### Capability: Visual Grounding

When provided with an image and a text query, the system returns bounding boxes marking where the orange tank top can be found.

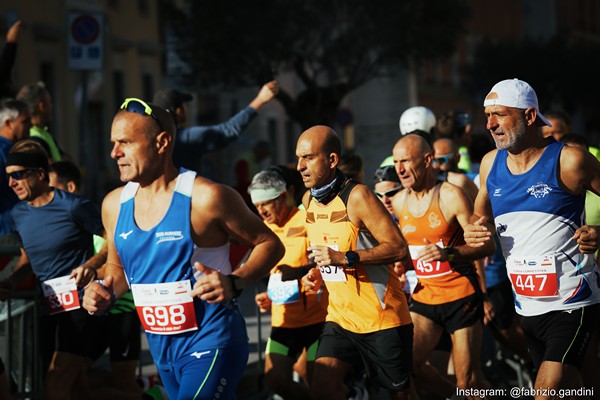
[398,184,476,304]
[306,180,411,333]
[265,208,328,328]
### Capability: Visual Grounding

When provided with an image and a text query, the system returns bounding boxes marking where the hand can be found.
[301,267,322,292]
[250,80,279,110]
[393,262,407,286]
[190,262,235,304]
[82,276,114,314]
[308,245,342,268]
[70,266,97,287]
[573,225,599,254]
[417,239,444,263]
[6,20,22,43]
[464,216,492,247]
[255,291,271,313]
[483,298,495,325]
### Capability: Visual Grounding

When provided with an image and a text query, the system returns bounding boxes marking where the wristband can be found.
[445,247,456,262]
[227,274,244,298]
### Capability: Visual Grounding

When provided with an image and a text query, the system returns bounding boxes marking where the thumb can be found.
[104,275,115,293]
[194,261,215,276]
[474,216,487,226]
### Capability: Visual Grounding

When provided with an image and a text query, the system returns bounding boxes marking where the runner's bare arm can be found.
[465,150,497,247]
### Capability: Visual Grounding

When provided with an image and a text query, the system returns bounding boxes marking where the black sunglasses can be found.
[7,168,38,181]
[375,186,402,199]
[120,98,164,132]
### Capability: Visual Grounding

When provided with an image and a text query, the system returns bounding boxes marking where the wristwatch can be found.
[228,274,244,298]
[345,250,360,267]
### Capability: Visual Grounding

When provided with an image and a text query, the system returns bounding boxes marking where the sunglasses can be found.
[432,153,455,166]
[120,98,164,132]
[375,186,402,199]
[7,168,38,181]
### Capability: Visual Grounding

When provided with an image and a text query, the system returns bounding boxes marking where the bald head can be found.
[296,125,341,189]
[394,133,432,157]
[298,125,342,156]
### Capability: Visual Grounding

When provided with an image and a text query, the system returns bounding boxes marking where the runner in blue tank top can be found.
[82,99,284,400]
[465,78,600,395]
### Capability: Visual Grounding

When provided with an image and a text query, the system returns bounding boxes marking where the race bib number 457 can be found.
[408,243,452,279]
[131,280,198,335]
[507,255,559,298]
[41,275,81,315]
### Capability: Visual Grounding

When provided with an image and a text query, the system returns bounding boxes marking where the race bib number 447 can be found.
[41,275,81,315]
[131,280,198,335]
[508,255,559,298]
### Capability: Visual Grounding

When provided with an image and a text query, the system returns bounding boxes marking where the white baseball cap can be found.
[483,78,551,127]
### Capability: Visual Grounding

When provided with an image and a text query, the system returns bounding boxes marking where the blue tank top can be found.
[114,169,247,370]
[487,139,600,315]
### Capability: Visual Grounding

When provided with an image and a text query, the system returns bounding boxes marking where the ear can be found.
[67,181,77,194]
[524,107,537,127]
[329,153,339,169]
[155,131,172,154]
[423,152,433,168]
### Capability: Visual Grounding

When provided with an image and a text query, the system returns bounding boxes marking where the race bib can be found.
[41,275,81,315]
[131,280,198,335]
[507,255,559,298]
[403,270,418,296]
[267,274,300,305]
[408,243,452,279]
[312,243,347,282]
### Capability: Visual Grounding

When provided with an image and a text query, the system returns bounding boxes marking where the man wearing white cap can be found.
[465,78,600,393]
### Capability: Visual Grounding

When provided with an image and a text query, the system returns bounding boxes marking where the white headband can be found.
[250,188,284,204]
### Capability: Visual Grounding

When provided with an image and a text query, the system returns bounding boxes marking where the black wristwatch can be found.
[345,250,360,267]
[228,274,244,298]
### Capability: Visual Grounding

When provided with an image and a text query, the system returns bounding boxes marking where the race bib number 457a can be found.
[507,255,559,298]
[41,275,81,315]
[131,280,198,335]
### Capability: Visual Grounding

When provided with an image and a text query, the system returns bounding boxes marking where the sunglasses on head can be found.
[375,186,402,199]
[432,153,455,166]
[7,168,38,181]
[120,98,164,132]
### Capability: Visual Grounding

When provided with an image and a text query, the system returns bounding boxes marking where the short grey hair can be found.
[248,169,287,194]
[0,98,28,125]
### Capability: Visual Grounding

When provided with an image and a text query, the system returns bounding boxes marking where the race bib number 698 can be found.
[131,280,198,335]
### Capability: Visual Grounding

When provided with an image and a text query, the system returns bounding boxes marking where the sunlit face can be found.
[541,117,568,141]
[296,137,334,189]
[254,194,288,225]
[110,112,160,183]
[432,140,457,172]
[6,166,45,202]
[393,140,430,189]
[374,181,402,215]
[484,105,528,151]
[9,112,32,141]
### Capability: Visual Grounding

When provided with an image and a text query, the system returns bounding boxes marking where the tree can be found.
[164,0,470,129]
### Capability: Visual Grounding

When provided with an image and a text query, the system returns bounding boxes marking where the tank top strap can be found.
[175,168,196,197]
[338,179,357,206]
[120,182,139,204]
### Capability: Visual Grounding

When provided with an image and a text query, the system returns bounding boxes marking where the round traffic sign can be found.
[71,15,100,45]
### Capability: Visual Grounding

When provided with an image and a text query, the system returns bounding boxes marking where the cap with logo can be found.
[483,78,551,127]
[153,89,193,112]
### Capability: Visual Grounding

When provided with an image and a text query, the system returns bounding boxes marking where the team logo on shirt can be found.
[155,230,184,244]
[527,182,553,199]
[119,230,133,240]
[428,212,441,228]
[493,188,502,197]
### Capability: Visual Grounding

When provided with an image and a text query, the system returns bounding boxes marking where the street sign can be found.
[67,12,104,70]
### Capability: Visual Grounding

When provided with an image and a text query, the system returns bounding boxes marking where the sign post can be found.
[68,11,103,200]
